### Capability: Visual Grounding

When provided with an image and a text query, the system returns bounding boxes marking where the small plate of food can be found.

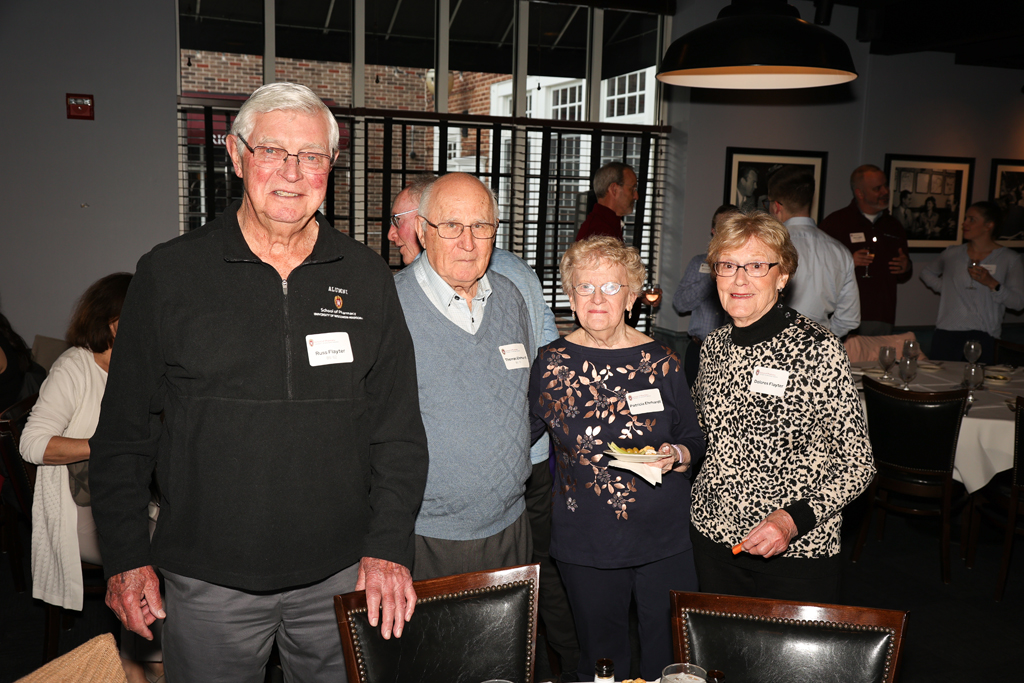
[986,373,1011,385]
[604,442,663,463]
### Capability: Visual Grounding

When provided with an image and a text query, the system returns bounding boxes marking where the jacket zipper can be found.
[282,278,293,399]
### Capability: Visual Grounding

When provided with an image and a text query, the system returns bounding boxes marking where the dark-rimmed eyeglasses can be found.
[419,216,497,240]
[390,209,417,228]
[713,262,779,277]
[572,282,625,296]
[237,134,333,174]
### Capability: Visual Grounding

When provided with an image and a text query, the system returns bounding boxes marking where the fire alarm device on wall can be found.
[67,94,94,120]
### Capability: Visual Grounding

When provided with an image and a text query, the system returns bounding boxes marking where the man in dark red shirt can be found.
[576,162,638,241]
[820,164,912,335]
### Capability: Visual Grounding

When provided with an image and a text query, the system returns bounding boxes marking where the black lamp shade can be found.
[657,7,858,89]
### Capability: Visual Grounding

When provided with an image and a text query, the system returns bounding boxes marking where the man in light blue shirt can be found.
[768,166,860,338]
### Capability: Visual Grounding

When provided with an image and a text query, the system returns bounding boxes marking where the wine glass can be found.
[964,363,983,403]
[898,357,917,391]
[966,260,979,290]
[964,340,983,364]
[641,285,663,307]
[878,345,897,380]
[902,338,920,361]
[662,663,708,682]
[861,236,878,279]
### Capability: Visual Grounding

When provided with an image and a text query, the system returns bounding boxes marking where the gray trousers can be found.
[162,563,359,683]
[412,509,532,581]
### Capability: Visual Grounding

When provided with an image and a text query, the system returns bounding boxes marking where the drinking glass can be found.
[964,340,983,364]
[641,285,663,307]
[898,357,917,390]
[902,339,920,360]
[878,346,897,380]
[662,663,708,682]
[966,260,979,289]
[861,238,876,279]
[964,363,983,402]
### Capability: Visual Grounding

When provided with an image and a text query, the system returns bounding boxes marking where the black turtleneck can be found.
[729,302,798,347]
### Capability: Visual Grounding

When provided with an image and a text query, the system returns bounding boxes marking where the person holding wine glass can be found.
[920,201,1024,364]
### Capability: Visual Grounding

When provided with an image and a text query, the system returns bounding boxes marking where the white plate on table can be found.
[988,365,1014,374]
[604,450,661,463]
[918,361,943,372]
[986,373,1011,385]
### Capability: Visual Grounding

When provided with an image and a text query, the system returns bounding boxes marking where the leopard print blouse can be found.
[691,305,874,559]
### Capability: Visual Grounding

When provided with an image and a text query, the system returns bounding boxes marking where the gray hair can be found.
[403,174,438,203]
[230,82,339,157]
[418,173,499,222]
[850,164,883,193]
[593,162,633,199]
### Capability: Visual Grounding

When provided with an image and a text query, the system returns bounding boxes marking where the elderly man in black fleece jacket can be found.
[89,83,428,682]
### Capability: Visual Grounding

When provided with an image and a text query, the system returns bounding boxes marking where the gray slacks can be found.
[412,509,532,581]
[162,563,359,683]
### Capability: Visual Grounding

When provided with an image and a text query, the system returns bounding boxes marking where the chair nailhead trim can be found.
[681,609,896,682]
[349,578,537,683]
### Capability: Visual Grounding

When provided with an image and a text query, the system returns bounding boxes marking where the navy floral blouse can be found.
[529,339,705,568]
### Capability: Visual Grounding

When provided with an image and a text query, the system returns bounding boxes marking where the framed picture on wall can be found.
[884,153,973,249]
[988,158,1024,246]
[724,147,828,223]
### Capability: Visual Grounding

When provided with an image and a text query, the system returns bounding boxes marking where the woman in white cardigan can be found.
[21,273,161,682]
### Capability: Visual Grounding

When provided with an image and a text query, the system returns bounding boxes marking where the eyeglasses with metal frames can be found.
[390,208,417,228]
[418,216,497,240]
[713,261,779,277]
[572,282,625,296]
[236,134,333,174]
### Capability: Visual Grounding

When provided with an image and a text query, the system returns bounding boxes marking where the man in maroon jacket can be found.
[820,164,912,335]
[576,162,638,241]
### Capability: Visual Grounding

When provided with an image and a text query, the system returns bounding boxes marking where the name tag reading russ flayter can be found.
[499,343,530,370]
[306,332,354,366]
[749,366,789,397]
[626,388,664,415]
[850,232,866,244]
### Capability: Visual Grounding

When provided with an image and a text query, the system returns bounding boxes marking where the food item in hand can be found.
[732,543,744,555]
[609,442,657,455]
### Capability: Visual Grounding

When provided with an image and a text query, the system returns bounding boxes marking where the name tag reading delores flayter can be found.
[306,332,354,366]
[749,366,789,397]
[626,388,664,415]
[499,343,530,370]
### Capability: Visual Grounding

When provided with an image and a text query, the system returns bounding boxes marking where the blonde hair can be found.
[560,236,646,297]
[707,211,798,277]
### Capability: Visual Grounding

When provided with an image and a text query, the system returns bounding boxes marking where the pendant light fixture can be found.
[657,0,857,90]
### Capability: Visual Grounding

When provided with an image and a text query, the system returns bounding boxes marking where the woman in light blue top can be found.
[921,201,1024,364]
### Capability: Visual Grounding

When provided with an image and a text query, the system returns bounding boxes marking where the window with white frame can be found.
[504,93,534,118]
[605,70,645,118]
[551,84,582,121]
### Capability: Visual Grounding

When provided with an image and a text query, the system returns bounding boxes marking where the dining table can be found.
[851,359,1020,493]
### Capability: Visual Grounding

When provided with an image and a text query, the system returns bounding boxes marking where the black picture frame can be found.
[988,158,1024,246]
[724,147,828,223]
[884,153,974,249]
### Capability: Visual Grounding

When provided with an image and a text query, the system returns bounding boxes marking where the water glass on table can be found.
[902,338,920,361]
[964,340,983,364]
[662,663,708,682]
[898,357,917,390]
[878,345,897,380]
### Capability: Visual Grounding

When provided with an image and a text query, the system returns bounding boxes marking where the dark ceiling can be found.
[178,1,1024,81]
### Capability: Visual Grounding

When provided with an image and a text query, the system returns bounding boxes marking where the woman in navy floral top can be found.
[530,237,705,681]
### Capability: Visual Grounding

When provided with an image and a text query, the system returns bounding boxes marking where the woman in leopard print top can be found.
[691,211,874,603]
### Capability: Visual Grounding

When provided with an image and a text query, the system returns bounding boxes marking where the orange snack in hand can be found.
[732,543,744,555]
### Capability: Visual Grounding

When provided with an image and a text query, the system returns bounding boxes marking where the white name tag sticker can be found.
[983,264,997,276]
[850,232,866,244]
[626,388,664,415]
[306,332,354,366]
[500,343,530,370]
[699,262,712,274]
[749,366,789,397]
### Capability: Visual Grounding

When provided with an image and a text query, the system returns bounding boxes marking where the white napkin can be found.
[608,459,663,486]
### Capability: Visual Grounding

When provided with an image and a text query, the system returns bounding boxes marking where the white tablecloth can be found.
[853,360,1019,493]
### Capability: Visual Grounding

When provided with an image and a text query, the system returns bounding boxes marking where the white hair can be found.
[418,173,499,222]
[230,82,339,156]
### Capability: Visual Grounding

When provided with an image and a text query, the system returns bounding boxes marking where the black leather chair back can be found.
[1014,396,1024,489]
[861,376,967,473]
[0,393,37,518]
[671,592,908,683]
[336,564,539,683]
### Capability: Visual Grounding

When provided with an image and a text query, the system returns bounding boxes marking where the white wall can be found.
[0,0,179,341]
[657,0,1024,333]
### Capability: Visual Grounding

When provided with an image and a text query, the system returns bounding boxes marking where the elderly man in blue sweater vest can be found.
[395,172,536,580]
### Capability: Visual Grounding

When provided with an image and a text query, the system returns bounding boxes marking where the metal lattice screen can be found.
[178,102,667,331]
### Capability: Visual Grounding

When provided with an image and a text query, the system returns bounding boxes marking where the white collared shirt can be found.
[413,252,491,334]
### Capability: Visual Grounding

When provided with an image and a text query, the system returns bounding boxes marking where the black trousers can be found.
[693,545,841,604]
[558,550,698,682]
[526,459,582,680]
